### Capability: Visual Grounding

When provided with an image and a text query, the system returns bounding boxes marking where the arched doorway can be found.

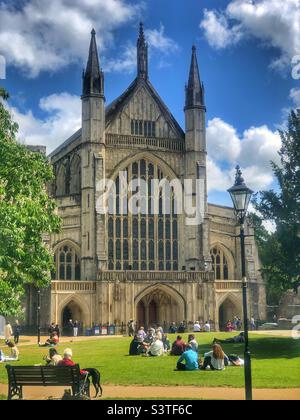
[137,301,146,327]
[135,285,185,329]
[149,300,158,325]
[61,300,84,331]
[218,297,241,331]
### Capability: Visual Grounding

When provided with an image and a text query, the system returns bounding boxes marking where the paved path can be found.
[0,383,299,400]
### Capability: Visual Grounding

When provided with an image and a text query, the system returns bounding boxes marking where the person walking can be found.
[4,321,13,344]
[73,321,79,337]
[13,320,21,345]
[128,320,135,337]
[54,324,60,339]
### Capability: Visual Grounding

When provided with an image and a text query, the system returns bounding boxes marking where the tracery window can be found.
[131,120,156,137]
[108,159,178,271]
[210,247,229,280]
[52,245,81,280]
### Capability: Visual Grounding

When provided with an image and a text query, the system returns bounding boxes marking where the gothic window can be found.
[53,244,81,281]
[70,154,81,195]
[107,159,179,271]
[210,247,230,280]
[56,164,66,196]
[131,119,156,137]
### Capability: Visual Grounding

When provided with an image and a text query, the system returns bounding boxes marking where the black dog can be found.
[83,368,103,398]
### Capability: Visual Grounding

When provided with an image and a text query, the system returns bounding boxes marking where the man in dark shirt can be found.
[213,332,245,345]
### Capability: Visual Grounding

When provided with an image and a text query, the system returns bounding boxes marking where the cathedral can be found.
[25,24,266,331]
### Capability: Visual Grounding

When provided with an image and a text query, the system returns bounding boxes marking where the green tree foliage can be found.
[0,95,61,317]
[253,109,300,304]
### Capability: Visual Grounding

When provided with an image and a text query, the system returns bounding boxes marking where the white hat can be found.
[64,348,73,357]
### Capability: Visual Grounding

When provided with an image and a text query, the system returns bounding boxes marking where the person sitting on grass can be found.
[0,341,19,362]
[147,337,164,357]
[144,329,155,345]
[137,326,147,342]
[200,344,229,371]
[171,335,186,355]
[44,348,63,366]
[176,344,199,371]
[129,335,141,356]
[39,331,59,347]
[163,334,171,352]
[188,334,198,353]
[213,332,245,345]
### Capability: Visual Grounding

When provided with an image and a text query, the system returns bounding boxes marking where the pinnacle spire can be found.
[185,45,205,110]
[137,22,148,79]
[82,29,104,97]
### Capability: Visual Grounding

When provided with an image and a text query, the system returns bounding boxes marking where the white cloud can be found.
[103,24,180,74]
[207,158,233,192]
[146,24,180,55]
[0,0,142,77]
[200,0,300,71]
[207,118,241,163]
[9,93,81,153]
[207,118,281,193]
[200,9,242,49]
[290,88,300,108]
[103,43,136,73]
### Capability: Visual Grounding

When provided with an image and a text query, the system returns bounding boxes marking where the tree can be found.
[253,109,300,304]
[0,94,61,317]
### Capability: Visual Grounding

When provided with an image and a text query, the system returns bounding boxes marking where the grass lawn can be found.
[0,333,300,389]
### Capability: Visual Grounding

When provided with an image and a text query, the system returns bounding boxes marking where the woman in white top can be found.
[148,338,164,356]
[201,344,228,371]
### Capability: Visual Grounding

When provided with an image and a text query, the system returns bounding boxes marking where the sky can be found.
[0,0,300,208]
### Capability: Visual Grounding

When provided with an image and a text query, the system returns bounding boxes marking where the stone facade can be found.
[25,25,266,331]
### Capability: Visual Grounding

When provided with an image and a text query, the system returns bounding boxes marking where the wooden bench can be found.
[5,365,90,400]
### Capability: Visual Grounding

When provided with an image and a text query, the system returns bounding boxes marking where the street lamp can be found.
[37,289,41,346]
[228,165,253,401]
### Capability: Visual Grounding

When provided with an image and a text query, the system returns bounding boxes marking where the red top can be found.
[58,358,87,375]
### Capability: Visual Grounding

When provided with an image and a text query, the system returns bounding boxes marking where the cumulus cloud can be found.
[200,9,242,49]
[207,118,281,193]
[290,88,300,108]
[200,0,300,71]
[9,93,81,153]
[207,118,241,163]
[103,23,180,73]
[0,0,142,77]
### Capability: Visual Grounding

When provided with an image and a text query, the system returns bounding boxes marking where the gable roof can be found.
[49,77,185,159]
[106,77,185,139]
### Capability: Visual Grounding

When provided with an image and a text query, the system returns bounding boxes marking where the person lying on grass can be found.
[176,344,199,371]
[0,341,19,362]
[200,344,229,371]
[213,332,245,345]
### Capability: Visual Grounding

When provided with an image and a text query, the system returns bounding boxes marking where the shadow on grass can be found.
[198,336,300,360]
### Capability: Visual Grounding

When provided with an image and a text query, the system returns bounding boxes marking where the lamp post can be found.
[228,165,253,401]
[37,289,41,345]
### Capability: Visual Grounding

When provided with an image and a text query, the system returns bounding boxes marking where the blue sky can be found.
[1,0,300,207]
